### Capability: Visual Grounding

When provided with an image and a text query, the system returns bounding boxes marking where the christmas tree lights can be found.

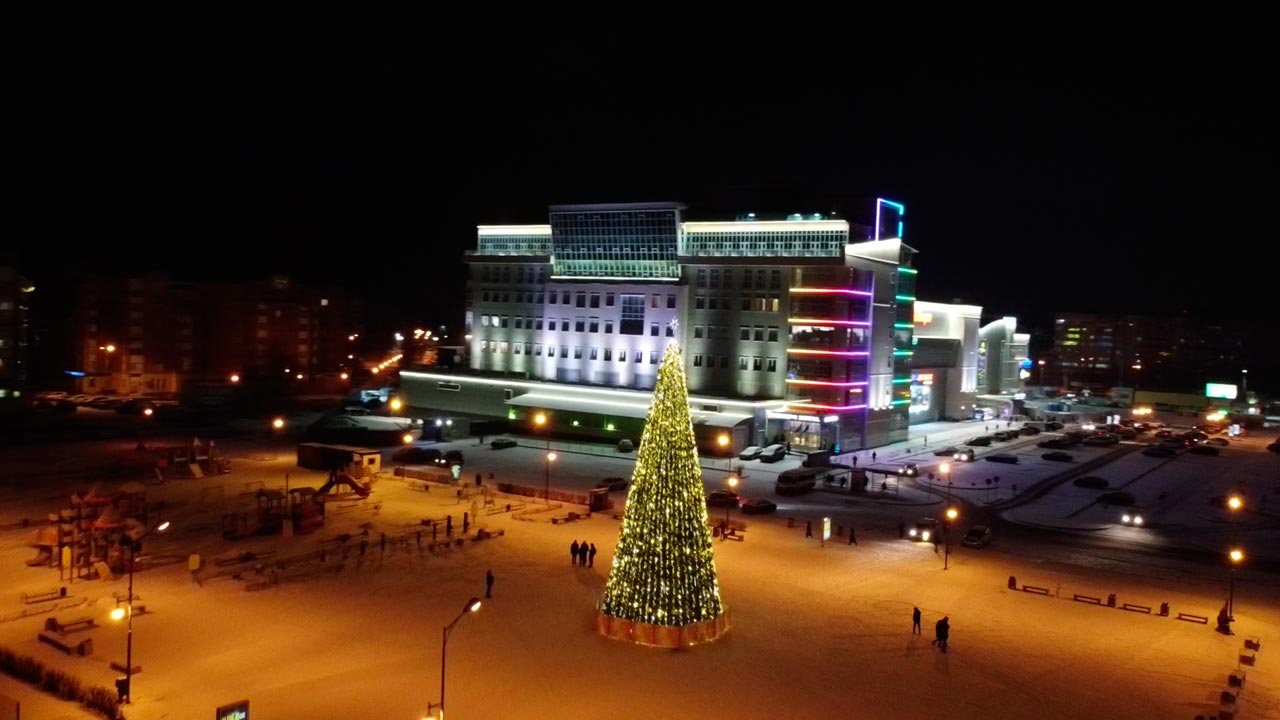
[597,343,729,647]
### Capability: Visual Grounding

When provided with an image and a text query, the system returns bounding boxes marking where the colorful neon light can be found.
[891,378,912,384]
[785,379,868,387]
[787,403,868,411]
[895,294,917,302]
[787,349,871,357]
[791,288,873,297]
[896,267,918,274]
[894,322,914,329]
[892,350,914,356]
[875,198,905,241]
[890,399,911,406]
[789,318,871,327]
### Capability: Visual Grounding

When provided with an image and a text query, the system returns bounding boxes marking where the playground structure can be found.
[27,481,154,579]
[222,464,378,540]
[147,436,230,480]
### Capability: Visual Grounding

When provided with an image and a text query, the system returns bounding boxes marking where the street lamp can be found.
[390,397,404,412]
[431,597,482,720]
[113,519,170,704]
[939,462,952,498]
[1228,548,1244,618]
[724,474,739,533]
[1037,359,1046,385]
[534,413,553,503]
[944,507,958,570]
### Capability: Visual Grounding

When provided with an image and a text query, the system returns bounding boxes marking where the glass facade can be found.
[549,204,682,279]
[475,226,552,256]
[683,221,847,257]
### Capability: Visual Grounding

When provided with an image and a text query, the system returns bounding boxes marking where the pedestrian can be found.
[485,569,494,599]
[847,527,857,546]
[938,616,950,650]
[588,543,597,568]
[805,520,813,538]
[898,519,906,539]
[570,540,580,566]
[786,441,791,454]
[475,472,481,486]
[912,607,922,635]
[872,451,877,463]
[923,435,927,446]
[852,455,858,468]
[932,535,939,554]
[577,541,589,567]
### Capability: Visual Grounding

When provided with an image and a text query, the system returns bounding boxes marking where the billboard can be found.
[1205,383,1238,400]
[216,700,249,720]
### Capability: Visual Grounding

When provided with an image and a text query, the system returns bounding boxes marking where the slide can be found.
[317,470,371,498]
[26,546,52,567]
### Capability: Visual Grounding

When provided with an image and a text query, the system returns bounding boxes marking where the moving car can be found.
[1082,434,1119,446]
[1160,438,1190,450]
[740,498,778,515]
[443,450,465,466]
[393,446,442,464]
[490,438,518,449]
[934,446,959,456]
[1206,438,1229,447]
[962,525,992,548]
[116,398,156,416]
[758,444,787,463]
[897,462,919,477]
[1018,426,1042,436]
[953,448,975,462]
[1142,446,1178,458]
[907,518,939,542]
[1119,509,1145,526]
[1187,445,1220,456]
[986,453,1018,464]
[1041,451,1074,462]
[706,490,740,508]
[1045,421,1065,431]
[1037,438,1071,450]
[965,436,993,447]
[738,446,763,461]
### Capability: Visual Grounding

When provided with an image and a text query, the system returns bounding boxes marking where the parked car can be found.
[1187,445,1220,456]
[490,438,518,450]
[1041,451,1074,462]
[393,446,442,464]
[1112,428,1137,440]
[115,398,155,416]
[907,518,939,542]
[1160,438,1190,450]
[1206,438,1229,447]
[897,462,919,477]
[706,490,741,508]
[962,525,992,548]
[934,446,959,456]
[1037,438,1071,449]
[1155,429,1175,440]
[986,453,1019,465]
[443,450,465,466]
[758,444,787,463]
[1045,421,1065,431]
[66,394,92,404]
[740,498,778,515]
[1142,446,1178,458]
[953,448,975,462]
[1082,434,1119,446]
[597,477,629,491]
[1018,426,1042,436]
[738,446,763,461]
[993,430,1018,441]
[1267,441,1280,455]
[965,436,993,447]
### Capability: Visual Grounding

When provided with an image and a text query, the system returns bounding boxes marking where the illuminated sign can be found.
[913,309,933,325]
[911,372,934,385]
[1019,359,1033,370]
[216,700,250,720]
[1205,383,1238,400]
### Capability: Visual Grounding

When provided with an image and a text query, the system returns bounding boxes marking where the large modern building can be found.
[400,200,918,454]
[907,301,982,423]
[0,266,33,402]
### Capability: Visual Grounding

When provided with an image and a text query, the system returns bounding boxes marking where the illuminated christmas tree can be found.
[596,343,729,647]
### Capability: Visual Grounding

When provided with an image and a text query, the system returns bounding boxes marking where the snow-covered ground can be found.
[2,436,1279,720]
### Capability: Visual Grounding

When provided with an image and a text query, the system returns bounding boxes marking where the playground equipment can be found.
[221,489,287,540]
[288,486,325,534]
[28,481,155,578]
[147,437,230,480]
[317,468,372,498]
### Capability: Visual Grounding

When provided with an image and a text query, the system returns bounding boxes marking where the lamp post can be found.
[432,597,482,720]
[939,462,951,499]
[534,413,552,503]
[111,519,170,704]
[1228,548,1244,619]
[725,474,739,533]
[944,507,958,570]
[1037,359,1046,386]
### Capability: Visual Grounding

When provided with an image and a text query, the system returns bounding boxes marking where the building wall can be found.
[0,266,32,399]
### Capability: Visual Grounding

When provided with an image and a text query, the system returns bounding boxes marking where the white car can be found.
[738,446,763,461]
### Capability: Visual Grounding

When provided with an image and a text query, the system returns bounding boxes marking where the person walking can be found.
[805,520,813,538]
[912,607,922,635]
[485,569,494,599]
[852,455,858,468]
[577,541,589,567]
[588,543,598,568]
[847,527,857,546]
[871,451,877,463]
[937,616,950,651]
[570,540,580,566]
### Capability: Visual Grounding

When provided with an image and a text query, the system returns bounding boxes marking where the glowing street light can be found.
[402,433,414,445]
[723,474,740,532]
[431,597,482,720]
[717,433,730,448]
[229,373,241,384]
[390,397,404,412]
[272,417,285,430]
[944,506,958,570]
[1228,548,1245,619]
[340,372,349,380]
[113,519,171,704]
[1228,495,1243,512]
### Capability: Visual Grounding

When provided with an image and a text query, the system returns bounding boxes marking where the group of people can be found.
[570,540,597,568]
[912,606,951,651]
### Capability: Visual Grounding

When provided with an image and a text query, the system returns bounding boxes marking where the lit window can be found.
[767,358,777,372]
[694,354,703,367]
[667,295,676,308]
[768,327,779,342]
[753,357,762,371]
[650,351,658,364]
[739,356,748,370]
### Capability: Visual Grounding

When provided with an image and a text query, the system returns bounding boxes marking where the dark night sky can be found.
[12,25,1278,378]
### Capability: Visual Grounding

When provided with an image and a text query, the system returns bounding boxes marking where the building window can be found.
[706,355,716,369]
[590,347,598,360]
[769,295,780,312]
[576,293,586,308]
[708,296,718,310]
[500,316,509,328]
[525,292,533,303]
[535,317,544,330]
[524,342,532,354]
[739,326,750,340]
[502,293,510,302]
[754,326,764,341]
[618,348,626,362]
[620,294,646,335]
[604,348,613,361]
[739,356,749,370]
[560,346,569,359]
[590,293,600,308]
[535,344,543,356]
[549,293,557,304]
[634,351,642,363]
[650,322,659,337]
[546,344,554,357]
[536,292,544,304]
[605,320,614,334]
[514,317,523,329]
[513,344,523,355]
[498,341,509,354]
[767,357,778,372]
[743,271,753,289]
[589,317,599,333]
[481,340,489,353]
[666,294,676,309]
[696,269,707,286]
[573,346,582,359]
[694,325,704,339]
[694,354,703,367]
[666,323,675,337]
[606,293,615,306]
[723,269,733,287]
[720,356,728,368]
[768,326,779,342]
[710,269,720,288]
[695,295,706,310]
[741,297,752,311]
[756,270,767,288]
[753,357,762,371]
[651,294,660,309]
[561,291,570,304]
[482,291,491,302]
[575,317,585,332]
[649,351,658,364]
[516,267,525,283]
[770,270,781,289]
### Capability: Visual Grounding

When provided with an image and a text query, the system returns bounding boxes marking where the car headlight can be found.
[921,531,931,542]
[1121,514,1131,524]
[908,529,917,537]
[1133,515,1143,526]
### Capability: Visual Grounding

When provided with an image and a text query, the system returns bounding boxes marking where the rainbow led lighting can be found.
[893,322,914,329]
[890,399,911,406]
[787,402,869,411]
[891,378,912,384]
[875,198,906,241]
[892,350,914,356]
[787,349,871,357]
[895,294,917,302]
[896,267,918,274]
[791,288,873,297]
[788,318,871,327]
[785,379,868,387]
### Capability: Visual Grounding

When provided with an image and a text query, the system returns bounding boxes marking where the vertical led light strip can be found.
[874,198,906,241]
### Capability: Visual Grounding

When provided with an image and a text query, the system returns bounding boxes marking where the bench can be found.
[1239,651,1256,666]
[44,616,96,635]
[1245,635,1262,651]
[1021,585,1051,596]
[470,529,506,542]
[38,632,93,656]
[723,530,745,542]
[1120,603,1152,614]
[1229,670,1246,688]
[1176,612,1208,624]
[1072,594,1103,605]
[21,587,66,604]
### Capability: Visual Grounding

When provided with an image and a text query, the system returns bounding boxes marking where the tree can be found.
[597,343,729,647]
